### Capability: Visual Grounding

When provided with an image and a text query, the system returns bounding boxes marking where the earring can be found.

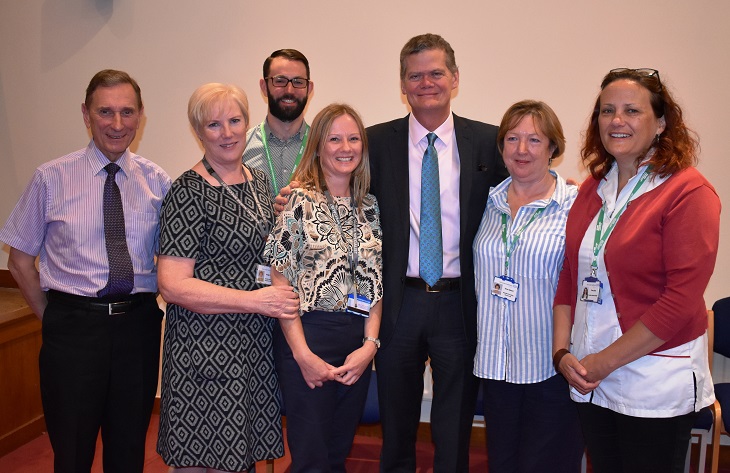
[654,133,660,144]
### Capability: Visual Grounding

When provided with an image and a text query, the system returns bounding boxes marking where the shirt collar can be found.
[85,140,131,177]
[488,170,567,213]
[263,118,308,143]
[408,111,454,149]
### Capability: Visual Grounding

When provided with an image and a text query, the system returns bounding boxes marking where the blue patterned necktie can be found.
[98,163,134,297]
[419,132,443,287]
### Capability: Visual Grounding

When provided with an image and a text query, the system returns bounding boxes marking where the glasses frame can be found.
[608,68,663,91]
[265,76,310,89]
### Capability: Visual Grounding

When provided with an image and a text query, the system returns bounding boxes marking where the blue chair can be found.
[707,297,730,473]
[686,304,725,473]
[360,367,380,424]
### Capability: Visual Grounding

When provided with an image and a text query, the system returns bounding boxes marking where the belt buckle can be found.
[108,301,128,315]
[425,283,440,293]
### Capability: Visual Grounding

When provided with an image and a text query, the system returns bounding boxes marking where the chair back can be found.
[712,297,730,359]
[360,368,380,424]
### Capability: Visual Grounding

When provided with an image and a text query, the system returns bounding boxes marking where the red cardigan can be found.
[555,167,721,352]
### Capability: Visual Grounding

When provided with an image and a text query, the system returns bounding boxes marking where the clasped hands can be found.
[295,344,376,390]
[557,351,613,395]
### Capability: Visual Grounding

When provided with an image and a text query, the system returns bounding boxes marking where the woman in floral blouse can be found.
[264,103,382,473]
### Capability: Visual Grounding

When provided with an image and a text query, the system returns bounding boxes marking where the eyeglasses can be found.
[608,68,662,91]
[266,76,310,89]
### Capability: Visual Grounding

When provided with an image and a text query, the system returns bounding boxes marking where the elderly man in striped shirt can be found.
[0,69,171,473]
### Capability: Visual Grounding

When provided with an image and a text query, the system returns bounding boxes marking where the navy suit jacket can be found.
[367,114,507,350]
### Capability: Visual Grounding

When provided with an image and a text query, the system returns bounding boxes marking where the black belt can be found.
[404,277,460,293]
[47,290,156,315]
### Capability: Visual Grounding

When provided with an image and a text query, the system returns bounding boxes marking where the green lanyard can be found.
[591,167,651,275]
[259,120,309,194]
[501,208,545,275]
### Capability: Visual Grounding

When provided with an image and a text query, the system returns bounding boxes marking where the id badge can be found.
[256,264,271,286]
[492,276,518,302]
[580,277,603,304]
[346,293,371,317]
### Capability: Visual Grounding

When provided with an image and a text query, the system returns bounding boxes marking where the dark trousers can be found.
[482,375,584,473]
[40,293,163,473]
[577,402,698,473]
[375,287,477,473]
[274,310,370,473]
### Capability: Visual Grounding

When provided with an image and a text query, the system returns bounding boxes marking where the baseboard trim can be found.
[0,415,46,458]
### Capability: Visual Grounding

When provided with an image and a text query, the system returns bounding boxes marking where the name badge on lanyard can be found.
[585,167,651,305]
[580,276,603,304]
[256,264,272,286]
[492,275,518,302]
[347,293,372,317]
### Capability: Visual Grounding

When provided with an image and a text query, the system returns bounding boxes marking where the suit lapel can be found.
[453,114,473,234]
[385,117,411,244]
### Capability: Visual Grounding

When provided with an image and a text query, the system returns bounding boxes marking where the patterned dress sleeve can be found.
[159,173,206,260]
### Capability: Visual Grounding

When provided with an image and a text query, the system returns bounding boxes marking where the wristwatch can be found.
[363,336,381,349]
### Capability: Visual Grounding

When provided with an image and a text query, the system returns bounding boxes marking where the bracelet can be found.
[363,336,380,349]
[553,348,570,372]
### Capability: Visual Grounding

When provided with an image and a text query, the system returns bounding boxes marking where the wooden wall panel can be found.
[0,282,45,457]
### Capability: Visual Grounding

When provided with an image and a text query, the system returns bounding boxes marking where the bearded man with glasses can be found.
[243,49,314,197]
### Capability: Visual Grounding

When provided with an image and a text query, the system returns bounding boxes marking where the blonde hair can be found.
[187,83,249,135]
[292,103,371,207]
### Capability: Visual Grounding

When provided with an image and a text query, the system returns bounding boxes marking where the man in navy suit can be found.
[368,33,507,472]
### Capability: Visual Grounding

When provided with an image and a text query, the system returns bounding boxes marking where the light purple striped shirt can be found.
[0,141,171,296]
[473,172,577,383]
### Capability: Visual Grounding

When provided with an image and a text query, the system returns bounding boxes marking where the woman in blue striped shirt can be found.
[473,100,583,473]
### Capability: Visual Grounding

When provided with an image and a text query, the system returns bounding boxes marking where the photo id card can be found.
[256,264,271,286]
[492,276,519,302]
[580,277,603,304]
[347,293,371,317]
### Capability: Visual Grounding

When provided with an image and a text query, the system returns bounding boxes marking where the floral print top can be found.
[264,187,383,314]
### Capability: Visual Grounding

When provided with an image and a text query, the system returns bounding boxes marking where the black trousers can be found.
[482,375,584,473]
[40,292,163,473]
[375,286,477,473]
[274,310,370,473]
[577,402,698,473]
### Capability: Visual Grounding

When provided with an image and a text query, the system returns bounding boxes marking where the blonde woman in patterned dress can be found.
[265,103,383,473]
[156,83,299,473]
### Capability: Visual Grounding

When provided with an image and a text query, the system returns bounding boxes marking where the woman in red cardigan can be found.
[552,68,721,473]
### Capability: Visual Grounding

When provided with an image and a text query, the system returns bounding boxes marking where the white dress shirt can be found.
[406,112,461,278]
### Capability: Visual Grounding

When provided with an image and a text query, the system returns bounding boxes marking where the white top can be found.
[406,112,461,278]
[570,163,715,417]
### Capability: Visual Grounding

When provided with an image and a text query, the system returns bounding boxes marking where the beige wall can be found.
[1,0,729,306]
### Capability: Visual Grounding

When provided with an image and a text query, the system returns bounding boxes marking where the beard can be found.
[267,89,308,123]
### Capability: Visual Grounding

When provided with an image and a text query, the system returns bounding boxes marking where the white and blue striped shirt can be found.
[473,171,577,383]
[0,141,171,296]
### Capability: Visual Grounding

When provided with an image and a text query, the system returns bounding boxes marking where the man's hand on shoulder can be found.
[274,180,300,215]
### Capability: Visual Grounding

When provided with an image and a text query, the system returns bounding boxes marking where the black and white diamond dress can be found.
[157,169,283,470]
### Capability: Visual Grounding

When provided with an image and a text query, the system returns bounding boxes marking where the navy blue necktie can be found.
[419,133,443,286]
[98,163,134,297]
